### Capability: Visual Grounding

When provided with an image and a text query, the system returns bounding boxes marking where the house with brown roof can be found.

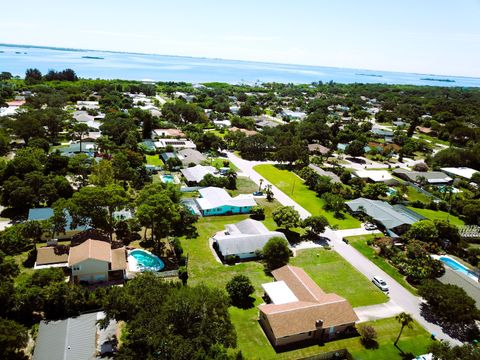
[259,265,358,347]
[68,239,127,284]
[34,246,69,269]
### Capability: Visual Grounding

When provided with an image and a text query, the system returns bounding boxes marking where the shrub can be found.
[358,324,378,348]
[250,206,265,220]
[263,237,290,271]
[226,275,255,308]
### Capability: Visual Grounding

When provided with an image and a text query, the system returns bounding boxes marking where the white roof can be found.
[355,170,393,182]
[196,187,256,210]
[440,167,478,180]
[180,165,217,183]
[262,281,299,305]
[154,138,196,149]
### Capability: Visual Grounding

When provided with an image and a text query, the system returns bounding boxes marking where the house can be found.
[371,125,394,140]
[154,138,196,150]
[178,148,206,166]
[308,164,341,183]
[160,152,178,163]
[28,208,90,237]
[34,246,69,269]
[440,167,479,181]
[213,119,231,128]
[33,311,117,360]
[392,169,452,185]
[213,219,287,260]
[259,265,358,347]
[181,165,217,184]
[281,109,307,120]
[355,170,395,184]
[307,144,330,155]
[195,187,256,216]
[152,128,185,138]
[58,142,96,157]
[76,100,99,110]
[346,198,425,237]
[68,239,127,284]
[230,127,258,136]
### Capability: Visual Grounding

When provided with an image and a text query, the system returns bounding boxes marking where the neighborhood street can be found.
[227,151,462,345]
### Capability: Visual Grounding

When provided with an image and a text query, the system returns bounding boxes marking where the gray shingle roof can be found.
[346,198,417,230]
[214,219,287,256]
[392,169,452,184]
[33,312,98,360]
[181,165,216,183]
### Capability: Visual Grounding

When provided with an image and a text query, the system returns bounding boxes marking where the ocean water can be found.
[1,44,480,87]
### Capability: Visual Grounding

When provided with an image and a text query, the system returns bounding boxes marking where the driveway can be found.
[227,152,461,345]
[355,300,404,322]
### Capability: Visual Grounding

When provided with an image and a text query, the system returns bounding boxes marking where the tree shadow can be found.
[360,338,379,349]
[278,229,302,245]
[231,295,256,310]
[23,248,37,268]
[420,303,479,342]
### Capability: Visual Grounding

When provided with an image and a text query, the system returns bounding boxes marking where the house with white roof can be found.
[180,165,217,185]
[355,170,395,184]
[213,219,287,260]
[153,138,196,150]
[440,167,479,180]
[195,187,256,216]
[76,100,99,110]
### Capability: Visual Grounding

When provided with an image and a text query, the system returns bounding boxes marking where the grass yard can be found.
[229,176,260,197]
[180,212,400,359]
[291,248,388,307]
[345,234,418,295]
[145,154,164,167]
[408,207,464,227]
[405,187,431,203]
[253,164,361,229]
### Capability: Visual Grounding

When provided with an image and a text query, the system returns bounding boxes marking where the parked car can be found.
[364,222,377,231]
[372,276,389,292]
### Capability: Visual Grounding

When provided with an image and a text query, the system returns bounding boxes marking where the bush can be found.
[250,206,265,220]
[263,237,290,271]
[178,266,188,285]
[410,200,425,209]
[357,324,378,348]
[225,255,237,265]
[226,275,255,308]
[413,162,429,172]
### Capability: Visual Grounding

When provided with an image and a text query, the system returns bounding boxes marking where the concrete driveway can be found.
[227,152,461,345]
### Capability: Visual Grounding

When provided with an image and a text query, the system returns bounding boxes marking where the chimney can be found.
[315,319,323,329]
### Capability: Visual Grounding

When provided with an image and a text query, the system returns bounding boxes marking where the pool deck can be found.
[439,267,480,309]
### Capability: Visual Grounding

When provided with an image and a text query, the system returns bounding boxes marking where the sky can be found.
[1,0,480,77]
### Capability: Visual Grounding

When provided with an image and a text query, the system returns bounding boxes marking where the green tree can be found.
[25,68,42,84]
[394,312,413,346]
[345,140,365,158]
[322,192,345,217]
[262,236,290,271]
[0,318,29,360]
[89,159,115,186]
[226,275,255,308]
[405,220,439,244]
[72,122,90,153]
[363,183,389,200]
[303,215,329,238]
[272,206,301,230]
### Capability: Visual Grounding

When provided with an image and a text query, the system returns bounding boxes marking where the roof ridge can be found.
[287,265,322,302]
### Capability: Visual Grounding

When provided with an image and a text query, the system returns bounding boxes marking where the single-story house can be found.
[308,164,341,183]
[259,265,358,347]
[213,119,231,128]
[392,169,452,185]
[76,100,99,110]
[196,187,257,216]
[440,167,479,180]
[281,109,307,120]
[154,138,196,150]
[152,128,185,138]
[140,139,156,152]
[178,148,206,166]
[346,198,425,237]
[33,311,117,360]
[58,142,96,157]
[68,239,127,284]
[230,127,258,136]
[28,208,90,238]
[355,170,395,184]
[34,246,69,269]
[213,219,287,260]
[307,144,330,155]
[181,165,217,185]
[371,125,394,140]
[160,152,178,163]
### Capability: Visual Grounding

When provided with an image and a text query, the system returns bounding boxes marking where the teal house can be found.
[195,187,257,216]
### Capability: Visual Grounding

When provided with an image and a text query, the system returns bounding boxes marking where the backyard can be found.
[253,164,361,229]
[145,154,164,167]
[407,207,465,227]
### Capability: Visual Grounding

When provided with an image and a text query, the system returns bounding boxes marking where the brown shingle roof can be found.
[68,239,111,266]
[36,246,69,266]
[111,247,127,271]
[308,144,330,154]
[260,265,359,338]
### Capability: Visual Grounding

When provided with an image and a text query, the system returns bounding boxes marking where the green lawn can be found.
[254,164,361,229]
[291,248,388,307]
[180,212,404,359]
[229,177,260,197]
[408,207,464,227]
[345,234,418,295]
[405,187,431,203]
[146,154,164,167]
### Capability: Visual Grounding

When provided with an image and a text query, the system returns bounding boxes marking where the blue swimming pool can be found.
[129,249,165,272]
[161,174,175,183]
[439,256,477,280]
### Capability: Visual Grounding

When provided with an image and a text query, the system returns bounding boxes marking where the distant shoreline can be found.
[1,42,479,81]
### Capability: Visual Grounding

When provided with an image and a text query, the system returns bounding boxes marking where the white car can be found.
[372,276,389,292]
[364,223,377,231]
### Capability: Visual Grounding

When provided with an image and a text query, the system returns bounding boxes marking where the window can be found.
[73,265,81,271]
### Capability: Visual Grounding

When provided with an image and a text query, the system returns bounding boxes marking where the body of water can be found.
[1,44,480,87]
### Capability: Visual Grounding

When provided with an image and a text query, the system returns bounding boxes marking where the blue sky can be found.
[1,0,480,76]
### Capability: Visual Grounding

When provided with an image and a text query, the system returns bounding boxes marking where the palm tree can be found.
[225,169,237,190]
[265,184,274,202]
[394,312,414,347]
[259,179,264,193]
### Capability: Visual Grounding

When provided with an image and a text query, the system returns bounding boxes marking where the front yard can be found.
[253,164,361,229]
[407,207,464,227]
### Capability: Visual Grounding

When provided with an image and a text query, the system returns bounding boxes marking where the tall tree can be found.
[394,312,413,346]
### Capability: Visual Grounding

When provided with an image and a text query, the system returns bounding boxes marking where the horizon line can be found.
[1,42,480,81]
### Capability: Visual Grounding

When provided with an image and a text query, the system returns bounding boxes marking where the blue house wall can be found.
[201,205,253,216]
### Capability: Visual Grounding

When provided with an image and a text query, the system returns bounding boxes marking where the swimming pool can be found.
[387,187,397,196]
[128,249,165,272]
[439,256,478,280]
[160,174,175,183]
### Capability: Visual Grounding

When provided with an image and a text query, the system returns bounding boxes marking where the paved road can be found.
[227,152,461,345]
